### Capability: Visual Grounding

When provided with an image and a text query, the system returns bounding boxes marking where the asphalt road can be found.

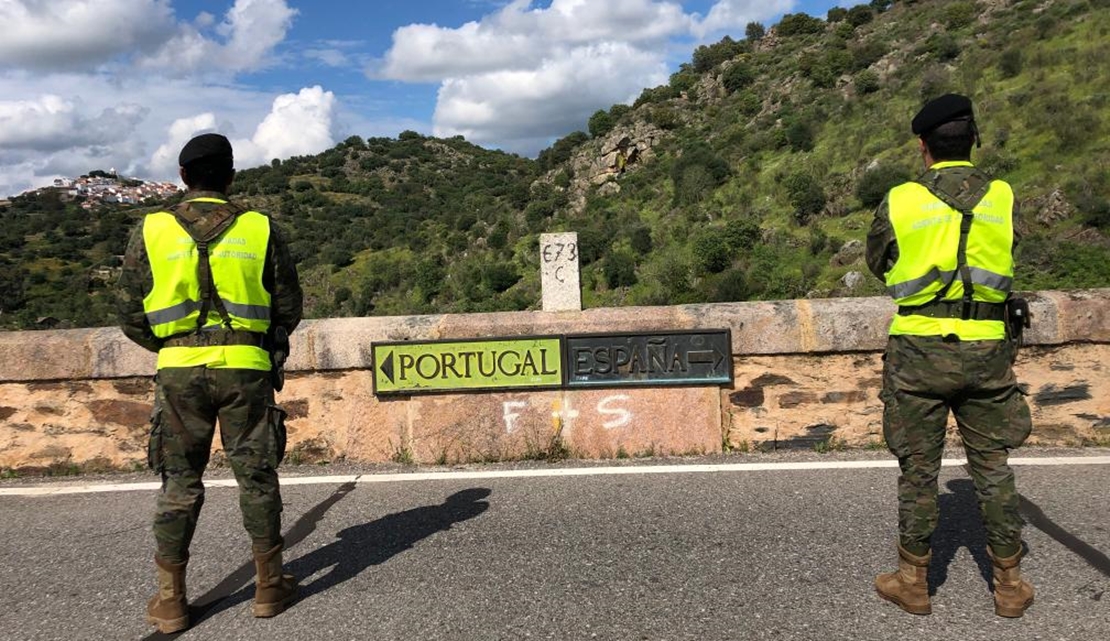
[1,450,1108,641]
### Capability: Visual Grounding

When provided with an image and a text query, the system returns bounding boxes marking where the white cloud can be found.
[433,43,667,153]
[149,113,221,178]
[0,0,316,196]
[0,0,176,71]
[694,0,797,38]
[236,86,338,167]
[380,0,794,155]
[378,0,691,81]
[0,95,148,153]
[140,0,298,73]
[146,86,337,178]
[0,1,297,75]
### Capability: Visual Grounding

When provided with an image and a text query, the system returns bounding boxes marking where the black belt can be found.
[897,300,1006,321]
[162,329,266,348]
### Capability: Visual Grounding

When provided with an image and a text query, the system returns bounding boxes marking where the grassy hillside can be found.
[1,0,1107,329]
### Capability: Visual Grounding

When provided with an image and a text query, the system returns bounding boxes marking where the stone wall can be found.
[1,290,1107,472]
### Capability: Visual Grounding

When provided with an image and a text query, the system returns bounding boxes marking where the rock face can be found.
[550,121,667,216]
[831,240,865,267]
[839,271,866,292]
[1025,188,1075,227]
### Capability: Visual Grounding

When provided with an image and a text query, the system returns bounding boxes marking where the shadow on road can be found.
[288,486,492,600]
[928,478,993,595]
[144,485,492,638]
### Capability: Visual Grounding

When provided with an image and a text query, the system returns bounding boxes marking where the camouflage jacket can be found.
[116,191,303,352]
[865,163,1019,283]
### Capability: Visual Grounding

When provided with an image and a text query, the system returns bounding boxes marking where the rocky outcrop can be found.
[1024,188,1076,227]
[545,121,668,216]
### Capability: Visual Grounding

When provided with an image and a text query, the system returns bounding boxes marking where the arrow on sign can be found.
[688,348,728,370]
[379,350,395,384]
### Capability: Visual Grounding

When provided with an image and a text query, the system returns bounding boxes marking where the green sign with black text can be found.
[373,337,563,395]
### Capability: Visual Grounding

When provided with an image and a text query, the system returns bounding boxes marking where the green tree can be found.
[745,22,766,41]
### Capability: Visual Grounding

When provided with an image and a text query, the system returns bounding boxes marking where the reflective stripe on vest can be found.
[141,206,272,369]
[883,165,1015,339]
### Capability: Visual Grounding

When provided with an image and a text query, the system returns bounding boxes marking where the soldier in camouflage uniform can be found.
[117,133,303,633]
[866,95,1034,617]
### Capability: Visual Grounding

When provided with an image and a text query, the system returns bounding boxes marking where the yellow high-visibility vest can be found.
[142,198,272,370]
[884,162,1014,340]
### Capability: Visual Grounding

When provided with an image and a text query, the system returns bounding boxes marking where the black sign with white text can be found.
[564,330,732,388]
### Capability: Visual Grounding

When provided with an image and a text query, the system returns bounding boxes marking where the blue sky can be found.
[0,1,860,196]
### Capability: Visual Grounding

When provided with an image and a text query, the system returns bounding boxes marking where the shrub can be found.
[630,226,654,254]
[537,131,588,171]
[734,91,763,116]
[777,12,825,37]
[724,217,761,251]
[722,62,756,94]
[943,1,977,30]
[784,172,827,223]
[998,48,1024,79]
[588,109,615,138]
[692,229,734,274]
[648,106,682,130]
[854,69,881,94]
[746,22,766,42]
[669,70,699,94]
[692,36,746,72]
[924,33,960,61]
[827,7,848,23]
[851,39,888,71]
[846,5,874,27]
[671,142,731,206]
[856,164,910,208]
[784,118,816,152]
[920,66,953,102]
[609,104,631,121]
[604,250,638,288]
[483,262,520,293]
[710,268,749,302]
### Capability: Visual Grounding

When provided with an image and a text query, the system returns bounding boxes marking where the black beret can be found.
[912,94,975,136]
[178,133,234,167]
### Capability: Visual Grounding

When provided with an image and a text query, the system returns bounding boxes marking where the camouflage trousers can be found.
[881,334,1033,558]
[149,367,287,563]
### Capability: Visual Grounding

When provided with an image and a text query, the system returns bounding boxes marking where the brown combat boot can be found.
[146,556,189,633]
[989,547,1035,618]
[252,542,298,618]
[875,544,931,615]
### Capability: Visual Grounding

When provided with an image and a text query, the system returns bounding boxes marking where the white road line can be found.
[2,456,1109,498]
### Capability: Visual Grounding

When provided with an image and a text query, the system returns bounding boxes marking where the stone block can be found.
[561,387,723,459]
[540,233,582,312]
[279,370,403,464]
[408,391,562,464]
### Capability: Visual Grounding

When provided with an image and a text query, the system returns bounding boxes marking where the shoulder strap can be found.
[169,200,248,331]
[914,169,994,315]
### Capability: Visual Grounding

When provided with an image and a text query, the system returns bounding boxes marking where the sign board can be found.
[564,330,732,388]
[373,337,564,395]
